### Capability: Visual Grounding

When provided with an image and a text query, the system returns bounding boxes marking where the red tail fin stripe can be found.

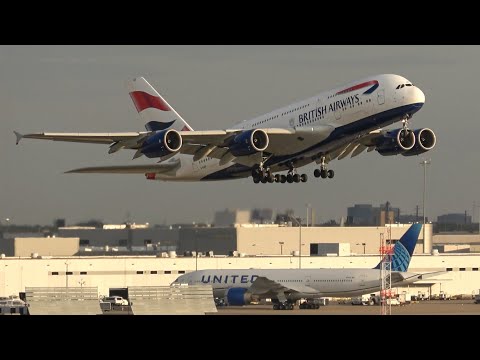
[129,91,171,112]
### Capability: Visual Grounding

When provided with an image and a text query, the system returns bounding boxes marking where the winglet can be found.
[14,131,23,145]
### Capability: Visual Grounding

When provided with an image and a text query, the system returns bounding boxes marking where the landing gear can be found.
[272,301,294,310]
[252,161,308,184]
[314,156,334,180]
[401,114,411,131]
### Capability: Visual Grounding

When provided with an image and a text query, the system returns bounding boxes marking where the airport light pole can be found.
[195,230,198,271]
[474,202,480,235]
[306,203,311,227]
[65,260,69,297]
[289,215,302,269]
[78,279,85,299]
[420,159,431,245]
[357,243,366,254]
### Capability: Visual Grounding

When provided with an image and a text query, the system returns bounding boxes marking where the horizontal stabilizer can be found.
[14,131,23,145]
[65,160,180,174]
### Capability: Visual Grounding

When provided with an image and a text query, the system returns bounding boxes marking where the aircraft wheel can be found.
[327,169,334,178]
[314,169,321,178]
[253,177,260,184]
[273,304,279,310]
[293,174,300,183]
[320,169,327,179]
[261,177,267,183]
[267,174,274,183]
[300,174,308,183]
[280,175,287,183]
[287,174,293,183]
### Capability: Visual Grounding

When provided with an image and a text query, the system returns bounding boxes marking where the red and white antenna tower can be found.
[380,228,394,315]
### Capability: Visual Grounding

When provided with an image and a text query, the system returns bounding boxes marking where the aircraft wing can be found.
[247,276,318,297]
[15,131,148,145]
[179,126,335,166]
[390,271,448,284]
[65,158,181,174]
[317,129,382,163]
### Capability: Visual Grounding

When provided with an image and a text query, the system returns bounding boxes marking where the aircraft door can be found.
[377,89,385,105]
[192,159,200,172]
[305,276,311,287]
[359,273,366,288]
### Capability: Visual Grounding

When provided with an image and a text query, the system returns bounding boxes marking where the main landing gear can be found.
[313,156,334,179]
[252,162,308,184]
[272,301,294,310]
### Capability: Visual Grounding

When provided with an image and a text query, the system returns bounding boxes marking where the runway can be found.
[211,300,480,315]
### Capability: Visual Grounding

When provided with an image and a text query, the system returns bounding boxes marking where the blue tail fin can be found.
[374,223,423,272]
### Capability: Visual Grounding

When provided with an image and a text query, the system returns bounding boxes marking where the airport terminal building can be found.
[1,223,479,300]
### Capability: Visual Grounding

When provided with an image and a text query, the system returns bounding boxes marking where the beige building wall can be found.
[1,253,479,298]
[236,225,425,256]
[0,237,79,257]
[433,234,480,245]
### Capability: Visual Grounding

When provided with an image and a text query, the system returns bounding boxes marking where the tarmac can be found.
[211,300,480,315]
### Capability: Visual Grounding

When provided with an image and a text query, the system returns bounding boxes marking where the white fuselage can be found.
[152,74,425,181]
[173,268,420,300]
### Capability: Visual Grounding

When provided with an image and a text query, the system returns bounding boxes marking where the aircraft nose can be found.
[413,86,425,104]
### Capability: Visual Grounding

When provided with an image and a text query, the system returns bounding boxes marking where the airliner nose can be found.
[414,86,425,104]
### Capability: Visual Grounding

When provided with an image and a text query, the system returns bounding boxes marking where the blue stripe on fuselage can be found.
[201,103,424,181]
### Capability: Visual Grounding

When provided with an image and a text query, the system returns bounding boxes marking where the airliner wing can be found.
[65,159,181,174]
[15,131,147,145]
[248,276,318,297]
[179,126,334,165]
[390,271,448,284]
[324,129,385,162]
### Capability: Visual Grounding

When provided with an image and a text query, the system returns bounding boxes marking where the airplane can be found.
[14,74,435,183]
[172,223,436,310]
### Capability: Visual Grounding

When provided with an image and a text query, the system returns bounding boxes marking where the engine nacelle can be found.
[402,128,436,156]
[228,129,269,157]
[141,129,182,158]
[225,288,252,306]
[376,128,415,156]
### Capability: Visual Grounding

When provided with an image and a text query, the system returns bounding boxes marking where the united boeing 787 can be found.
[173,224,436,310]
[15,74,434,183]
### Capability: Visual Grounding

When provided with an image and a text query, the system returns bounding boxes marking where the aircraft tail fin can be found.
[373,223,423,272]
[126,77,194,132]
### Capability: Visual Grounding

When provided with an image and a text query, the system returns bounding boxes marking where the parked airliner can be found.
[15,74,434,183]
[173,224,435,310]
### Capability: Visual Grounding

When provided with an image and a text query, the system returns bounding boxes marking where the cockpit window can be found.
[396,83,414,89]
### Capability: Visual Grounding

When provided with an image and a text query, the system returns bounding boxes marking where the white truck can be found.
[352,294,380,306]
[104,296,129,306]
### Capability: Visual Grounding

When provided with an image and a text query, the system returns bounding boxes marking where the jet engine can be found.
[140,129,183,158]
[224,288,252,306]
[228,129,269,157]
[376,128,415,156]
[401,128,436,156]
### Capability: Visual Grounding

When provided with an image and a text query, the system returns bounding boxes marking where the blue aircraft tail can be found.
[373,223,423,272]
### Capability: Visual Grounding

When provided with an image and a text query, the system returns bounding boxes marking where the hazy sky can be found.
[2,45,480,226]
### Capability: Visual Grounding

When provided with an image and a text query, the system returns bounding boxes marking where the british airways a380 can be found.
[15,74,435,183]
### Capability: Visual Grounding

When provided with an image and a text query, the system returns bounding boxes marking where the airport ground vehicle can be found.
[104,296,129,306]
